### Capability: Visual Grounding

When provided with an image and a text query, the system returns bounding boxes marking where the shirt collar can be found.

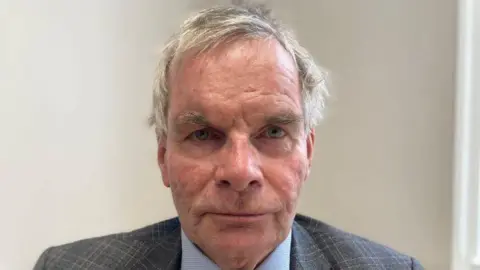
[181,230,292,270]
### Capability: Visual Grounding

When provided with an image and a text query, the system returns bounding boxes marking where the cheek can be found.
[265,153,308,210]
[166,153,214,209]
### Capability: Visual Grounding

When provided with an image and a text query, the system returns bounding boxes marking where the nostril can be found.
[248,180,261,188]
[215,179,261,191]
[217,180,230,188]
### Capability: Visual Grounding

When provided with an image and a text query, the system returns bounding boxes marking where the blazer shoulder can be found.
[293,214,423,269]
[34,217,181,269]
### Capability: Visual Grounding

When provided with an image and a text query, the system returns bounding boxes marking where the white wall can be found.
[271,1,456,269]
[194,2,456,269]
[0,1,188,269]
[0,1,456,270]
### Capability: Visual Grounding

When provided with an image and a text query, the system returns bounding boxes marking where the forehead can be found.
[168,38,302,125]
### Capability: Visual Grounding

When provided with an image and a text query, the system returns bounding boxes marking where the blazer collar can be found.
[290,221,332,270]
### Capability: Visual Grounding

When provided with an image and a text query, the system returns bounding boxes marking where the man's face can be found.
[158,38,314,268]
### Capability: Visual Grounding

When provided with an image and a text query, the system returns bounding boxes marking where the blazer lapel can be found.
[290,221,332,270]
[130,223,182,270]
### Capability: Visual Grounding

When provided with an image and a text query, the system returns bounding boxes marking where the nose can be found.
[215,136,262,192]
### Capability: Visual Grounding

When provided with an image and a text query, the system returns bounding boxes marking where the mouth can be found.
[208,212,267,223]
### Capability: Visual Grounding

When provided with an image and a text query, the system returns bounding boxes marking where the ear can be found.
[157,136,170,188]
[306,128,315,169]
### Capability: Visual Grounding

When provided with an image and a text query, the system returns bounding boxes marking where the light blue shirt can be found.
[180,230,292,270]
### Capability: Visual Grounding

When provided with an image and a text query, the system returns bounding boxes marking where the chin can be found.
[191,221,285,268]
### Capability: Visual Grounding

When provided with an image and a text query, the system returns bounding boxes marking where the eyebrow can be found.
[265,111,304,127]
[173,110,304,132]
[174,111,210,129]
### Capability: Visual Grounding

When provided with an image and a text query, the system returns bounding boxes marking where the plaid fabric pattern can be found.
[34,214,423,270]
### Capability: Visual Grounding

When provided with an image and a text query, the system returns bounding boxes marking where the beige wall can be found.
[0,1,183,269]
[1,1,455,269]
[193,1,456,268]
[271,1,456,269]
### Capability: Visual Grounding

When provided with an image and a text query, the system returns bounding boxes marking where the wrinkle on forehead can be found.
[170,37,299,89]
[167,37,302,132]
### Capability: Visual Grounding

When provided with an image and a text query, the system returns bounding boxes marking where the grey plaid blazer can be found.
[34,214,423,269]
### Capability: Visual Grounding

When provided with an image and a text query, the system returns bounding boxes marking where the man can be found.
[34,3,423,270]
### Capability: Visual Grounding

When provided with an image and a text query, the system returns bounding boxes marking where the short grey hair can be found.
[149,3,329,139]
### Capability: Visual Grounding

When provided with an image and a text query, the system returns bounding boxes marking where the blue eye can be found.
[265,126,285,138]
[192,129,211,140]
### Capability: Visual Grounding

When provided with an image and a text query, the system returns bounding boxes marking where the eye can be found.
[188,128,222,141]
[191,129,212,141]
[264,126,286,139]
